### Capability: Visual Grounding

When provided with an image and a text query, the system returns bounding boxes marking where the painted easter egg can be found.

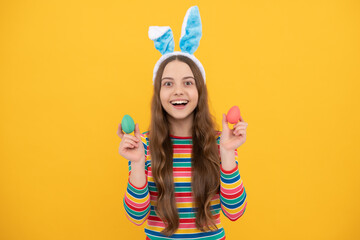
[226,105,241,124]
[121,114,135,134]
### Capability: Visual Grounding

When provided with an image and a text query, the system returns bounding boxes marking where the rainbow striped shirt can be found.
[123,131,247,239]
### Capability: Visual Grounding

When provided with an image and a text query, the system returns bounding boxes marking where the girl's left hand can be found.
[220,113,248,152]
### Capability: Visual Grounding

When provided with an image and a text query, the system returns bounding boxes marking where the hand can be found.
[117,123,145,163]
[220,113,248,152]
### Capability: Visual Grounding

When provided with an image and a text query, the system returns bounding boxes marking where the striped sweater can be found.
[123,131,247,239]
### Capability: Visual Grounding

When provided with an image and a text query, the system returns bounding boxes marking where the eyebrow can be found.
[161,76,195,81]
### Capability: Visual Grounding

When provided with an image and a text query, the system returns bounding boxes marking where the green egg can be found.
[121,114,135,134]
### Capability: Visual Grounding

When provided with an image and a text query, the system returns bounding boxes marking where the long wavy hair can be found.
[148,55,221,236]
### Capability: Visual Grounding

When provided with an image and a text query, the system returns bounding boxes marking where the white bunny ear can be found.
[179,6,202,54]
[148,26,175,55]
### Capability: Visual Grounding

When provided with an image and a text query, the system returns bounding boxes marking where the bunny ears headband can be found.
[148,6,206,85]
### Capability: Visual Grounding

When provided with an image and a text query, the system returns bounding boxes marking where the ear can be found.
[148,26,175,55]
[179,6,202,55]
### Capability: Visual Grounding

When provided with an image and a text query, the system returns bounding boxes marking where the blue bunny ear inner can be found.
[148,26,175,55]
[179,6,202,55]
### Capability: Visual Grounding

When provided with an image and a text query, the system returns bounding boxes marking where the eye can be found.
[185,81,193,86]
[163,82,172,86]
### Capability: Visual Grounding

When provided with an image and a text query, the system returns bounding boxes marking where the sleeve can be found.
[123,133,151,226]
[219,148,248,221]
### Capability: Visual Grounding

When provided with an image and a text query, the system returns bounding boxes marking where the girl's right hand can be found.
[117,123,145,163]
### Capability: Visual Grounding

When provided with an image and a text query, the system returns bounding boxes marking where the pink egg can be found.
[226,105,241,124]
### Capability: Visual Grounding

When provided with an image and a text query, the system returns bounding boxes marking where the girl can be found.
[117,6,248,240]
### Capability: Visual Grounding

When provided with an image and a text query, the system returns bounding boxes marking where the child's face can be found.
[160,60,199,121]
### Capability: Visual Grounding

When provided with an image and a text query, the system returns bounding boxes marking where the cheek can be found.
[191,89,199,101]
[159,89,164,99]
[159,90,168,104]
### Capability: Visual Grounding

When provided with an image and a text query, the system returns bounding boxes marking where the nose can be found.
[173,84,185,95]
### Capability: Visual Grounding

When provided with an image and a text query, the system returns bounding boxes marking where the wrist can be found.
[220,147,235,157]
[131,156,146,166]
[129,158,147,189]
[220,148,236,171]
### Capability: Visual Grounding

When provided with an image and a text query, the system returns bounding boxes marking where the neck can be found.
[168,113,194,137]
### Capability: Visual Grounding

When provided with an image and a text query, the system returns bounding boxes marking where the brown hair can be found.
[148,55,221,236]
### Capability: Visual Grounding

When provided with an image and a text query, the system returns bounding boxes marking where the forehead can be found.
[162,60,194,77]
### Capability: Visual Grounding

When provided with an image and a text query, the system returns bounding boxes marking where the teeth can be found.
[171,100,188,104]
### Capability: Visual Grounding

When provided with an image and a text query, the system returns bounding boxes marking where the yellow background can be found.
[1,0,359,239]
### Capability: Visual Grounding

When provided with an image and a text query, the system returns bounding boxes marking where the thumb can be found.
[134,123,141,139]
[222,113,229,129]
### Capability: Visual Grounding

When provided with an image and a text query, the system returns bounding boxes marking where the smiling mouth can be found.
[170,101,188,109]
[170,100,189,105]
